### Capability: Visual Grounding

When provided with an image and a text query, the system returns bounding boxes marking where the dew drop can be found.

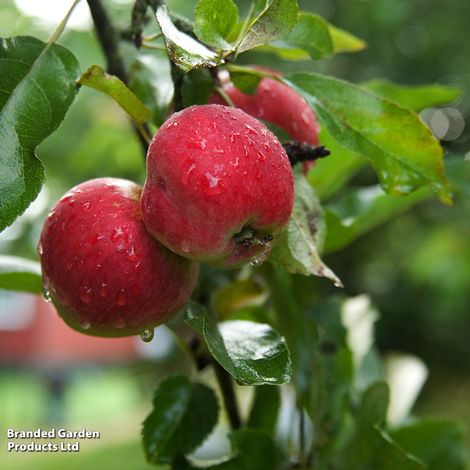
[116,289,127,306]
[42,288,52,303]
[83,202,91,211]
[79,286,92,304]
[230,132,241,143]
[126,246,138,262]
[182,163,196,185]
[37,242,43,256]
[181,241,191,253]
[80,320,91,330]
[99,283,108,298]
[140,329,154,343]
[245,124,258,135]
[214,148,225,154]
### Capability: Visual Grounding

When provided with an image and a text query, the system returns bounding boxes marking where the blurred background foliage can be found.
[0,0,469,467]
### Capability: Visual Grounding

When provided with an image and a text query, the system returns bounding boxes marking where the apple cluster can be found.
[39,72,319,338]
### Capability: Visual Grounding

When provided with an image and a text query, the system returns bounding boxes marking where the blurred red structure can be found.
[0,293,138,365]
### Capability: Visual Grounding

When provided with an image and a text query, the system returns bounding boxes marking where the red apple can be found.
[209,69,320,172]
[141,105,294,267]
[39,178,199,337]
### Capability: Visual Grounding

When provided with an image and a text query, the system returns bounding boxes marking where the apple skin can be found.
[39,178,199,337]
[209,72,320,172]
[141,104,294,267]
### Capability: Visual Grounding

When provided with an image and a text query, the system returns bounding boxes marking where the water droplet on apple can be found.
[37,242,43,256]
[140,329,154,343]
[79,286,92,304]
[182,163,196,185]
[82,202,91,211]
[244,124,258,135]
[99,283,108,298]
[116,290,127,306]
[181,241,191,253]
[80,320,91,330]
[42,287,52,303]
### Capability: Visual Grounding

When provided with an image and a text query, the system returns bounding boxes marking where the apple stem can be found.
[283,142,331,167]
[235,227,273,248]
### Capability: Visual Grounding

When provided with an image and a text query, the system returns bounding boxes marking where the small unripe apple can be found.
[39,178,199,337]
[209,70,320,172]
[141,104,294,267]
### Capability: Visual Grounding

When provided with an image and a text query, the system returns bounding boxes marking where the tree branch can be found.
[86,0,150,156]
[213,362,242,430]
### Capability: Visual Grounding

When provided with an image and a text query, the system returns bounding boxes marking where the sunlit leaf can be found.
[184,302,292,385]
[77,64,151,125]
[329,24,367,53]
[156,6,223,71]
[362,79,461,112]
[285,73,452,204]
[0,255,42,294]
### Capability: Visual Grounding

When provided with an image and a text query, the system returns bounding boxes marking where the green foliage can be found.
[184,302,292,385]
[211,430,286,469]
[194,0,239,50]
[324,185,430,253]
[129,51,173,127]
[247,385,280,436]
[390,420,468,470]
[264,12,333,60]
[328,23,367,53]
[227,65,264,94]
[181,69,214,107]
[77,64,151,125]
[0,36,79,232]
[142,375,219,465]
[362,80,461,112]
[270,169,341,286]
[236,0,299,53]
[285,73,452,204]
[0,255,41,293]
[307,128,365,201]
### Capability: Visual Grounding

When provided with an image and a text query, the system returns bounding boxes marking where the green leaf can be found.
[182,69,214,107]
[324,185,430,253]
[345,426,426,470]
[212,279,267,319]
[142,375,218,465]
[281,12,333,60]
[77,64,150,125]
[210,430,286,469]
[285,73,452,204]
[156,6,224,72]
[129,52,173,127]
[236,0,299,53]
[194,0,239,50]
[229,67,264,94]
[390,420,468,470]
[247,385,281,436]
[328,24,367,54]
[362,79,462,112]
[270,169,342,286]
[0,255,42,293]
[308,128,366,200]
[358,382,389,426]
[184,302,292,385]
[0,36,79,232]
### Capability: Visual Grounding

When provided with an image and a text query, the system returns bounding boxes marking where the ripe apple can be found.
[209,69,320,172]
[39,178,199,337]
[141,104,294,267]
